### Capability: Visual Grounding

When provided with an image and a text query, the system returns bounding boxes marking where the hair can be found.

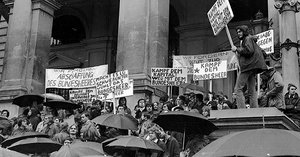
[1,110,9,118]
[17,117,29,127]
[81,112,91,120]
[288,83,297,91]
[137,98,146,105]
[119,97,127,106]
[196,94,204,102]
[236,25,249,36]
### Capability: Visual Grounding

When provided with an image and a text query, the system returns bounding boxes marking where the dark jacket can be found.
[285,93,300,112]
[236,28,268,73]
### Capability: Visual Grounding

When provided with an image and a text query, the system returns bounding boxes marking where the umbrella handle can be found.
[182,127,185,150]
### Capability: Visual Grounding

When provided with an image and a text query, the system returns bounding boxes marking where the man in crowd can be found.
[259,67,285,110]
[232,25,268,108]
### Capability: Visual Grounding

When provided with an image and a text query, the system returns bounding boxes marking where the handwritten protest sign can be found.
[96,70,133,100]
[193,60,227,80]
[207,0,234,35]
[151,68,187,86]
[46,65,108,89]
[256,30,274,54]
[173,51,237,74]
[69,88,97,103]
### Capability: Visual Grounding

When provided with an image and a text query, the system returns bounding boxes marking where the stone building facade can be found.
[0,0,299,117]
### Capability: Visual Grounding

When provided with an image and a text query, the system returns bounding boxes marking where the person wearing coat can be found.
[260,67,285,110]
[232,25,268,109]
[284,83,300,125]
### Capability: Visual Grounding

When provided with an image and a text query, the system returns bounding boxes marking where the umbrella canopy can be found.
[7,137,62,154]
[153,111,217,135]
[12,94,44,107]
[43,100,81,110]
[106,136,163,152]
[178,83,208,93]
[193,128,300,157]
[51,141,105,157]
[101,135,132,155]
[41,93,65,101]
[0,147,29,157]
[2,131,49,148]
[92,113,138,130]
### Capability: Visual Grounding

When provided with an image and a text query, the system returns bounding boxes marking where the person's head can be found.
[119,97,127,106]
[138,98,146,108]
[162,101,172,112]
[195,93,204,102]
[288,83,297,95]
[1,110,9,118]
[68,124,78,135]
[17,117,29,127]
[261,66,275,81]
[236,25,249,39]
[202,106,210,117]
[145,103,153,112]
[44,115,53,124]
[176,95,186,106]
[80,112,90,123]
[60,122,69,131]
[189,93,196,103]
[63,137,72,146]
[117,105,125,114]
[153,102,159,110]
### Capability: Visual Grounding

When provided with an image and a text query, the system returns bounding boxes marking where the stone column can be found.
[0,0,61,97]
[274,0,300,93]
[117,0,170,108]
[0,0,60,117]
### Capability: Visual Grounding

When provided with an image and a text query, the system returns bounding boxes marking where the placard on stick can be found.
[151,68,188,86]
[256,30,274,54]
[193,60,227,81]
[207,0,234,36]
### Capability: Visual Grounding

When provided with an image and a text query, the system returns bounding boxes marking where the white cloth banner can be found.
[45,65,108,89]
[193,60,227,80]
[173,51,238,74]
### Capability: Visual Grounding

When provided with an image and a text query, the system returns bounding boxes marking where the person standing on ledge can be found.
[232,25,268,108]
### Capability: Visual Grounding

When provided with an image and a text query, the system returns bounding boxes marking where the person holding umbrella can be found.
[80,112,101,142]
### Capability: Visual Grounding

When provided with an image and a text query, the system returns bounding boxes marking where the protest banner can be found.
[69,88,97,103]
[173,51,237,74]
[45,64,108,89]
[207,0,234,36]
[256,29,274,54]
[193,60,227,80]
[96,70,133,100]
[151,68,188,86]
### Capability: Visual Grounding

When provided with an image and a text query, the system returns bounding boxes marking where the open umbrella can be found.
[7,137,62,154]
[178,83,208,93]
[0,147,29,157]
[41,93,65,101]
[153,111,217,150]
[12,94,44,107]
[43,100,81,110]
[92,113,138,130]
[153,111,217,135]
[51,141,105,157]
[106,136,163,152]
[193,128,300,157]
[2,131,49,148]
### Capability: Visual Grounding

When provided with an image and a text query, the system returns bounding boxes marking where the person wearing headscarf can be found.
[232,25,268,109]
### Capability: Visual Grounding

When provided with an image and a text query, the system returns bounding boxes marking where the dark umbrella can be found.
[193,128,300,157]
[7,137,62,154]
[153,111,217,149]
[0,147,29,157]
[2,131,49,148]
[12,94,44,107]
[101,135,131,155]
[51,141,105,157]
[92,113,138,130]
[106,135,163,152]
[43,100,81,110]
[41,93,65,101]
[178,83,208,93]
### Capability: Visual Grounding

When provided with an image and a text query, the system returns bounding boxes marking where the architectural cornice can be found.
[274,0,300,13]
